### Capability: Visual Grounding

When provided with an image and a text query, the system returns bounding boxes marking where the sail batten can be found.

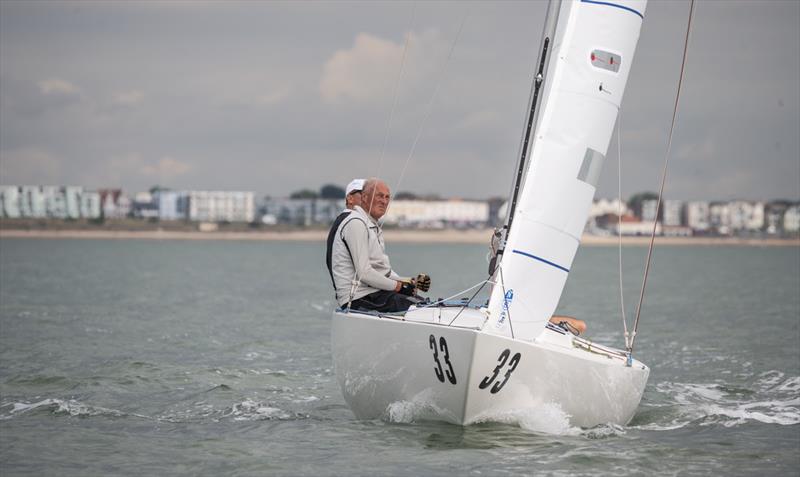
[487,0,647,341]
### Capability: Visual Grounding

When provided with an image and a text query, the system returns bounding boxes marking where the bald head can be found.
[361,178,391,220]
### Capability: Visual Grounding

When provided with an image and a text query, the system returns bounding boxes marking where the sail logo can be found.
[496,289,514,328]
[590,50,621,73]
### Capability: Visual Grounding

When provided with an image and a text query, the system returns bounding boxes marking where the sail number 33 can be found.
[429,335,457,385]
[479,349,521,394]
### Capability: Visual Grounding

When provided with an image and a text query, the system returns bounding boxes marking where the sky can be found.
[0,0,798,201]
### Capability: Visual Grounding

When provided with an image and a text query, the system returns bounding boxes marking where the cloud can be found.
[319,30,446,104]
[256,86,291,106]
[140,156,191,178]
[0,147,63,184]
[37,78,80,96]
[112,90,145,108]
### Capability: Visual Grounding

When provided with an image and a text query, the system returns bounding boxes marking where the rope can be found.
[418,279,491,309]
[629,0,695,356]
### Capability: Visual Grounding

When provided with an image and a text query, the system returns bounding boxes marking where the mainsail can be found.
[487,0,648,340]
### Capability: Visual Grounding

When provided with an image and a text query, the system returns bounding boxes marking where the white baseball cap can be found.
[345,179,365,196]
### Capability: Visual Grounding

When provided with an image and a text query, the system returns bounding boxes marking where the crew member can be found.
[325,178,364,286]
[330,178,430,313]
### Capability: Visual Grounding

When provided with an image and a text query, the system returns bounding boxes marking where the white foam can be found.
[2,398,136,419]
[385,389,457,424]
[477,403,580,436]
[228,399,292,421]
[654,376,800,428]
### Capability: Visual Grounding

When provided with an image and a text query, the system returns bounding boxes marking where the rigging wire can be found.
[390,7,470,200]
[616,113,630,350]
[629,0,695,355]
[376,4,417,178]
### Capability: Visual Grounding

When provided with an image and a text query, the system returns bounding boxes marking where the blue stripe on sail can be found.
[511,249,570,273]
[580,0,644,19]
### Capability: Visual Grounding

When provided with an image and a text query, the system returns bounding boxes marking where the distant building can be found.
[131,192,159,219]
[709,202,731,235]
[99,189,132,219]
[42,186,67,219]
[383,199,489,228]
[686,201,710,233]
[728,201,764,232]
[80,191,102,219]
[188,191,255,223]
[19,186,47,218]
[156,190,188,221]
[260,198,342,226]
[784,204,800,234]
[590,198,628,218]
[662,200,683,227]
[64,186,82,219]
[641,199,659,223]
[0,186,21,218]
[615,216,662,236]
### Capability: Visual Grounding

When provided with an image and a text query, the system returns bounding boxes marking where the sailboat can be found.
[332,0,649,427]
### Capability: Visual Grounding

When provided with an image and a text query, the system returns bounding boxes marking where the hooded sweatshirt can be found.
[331,205,407,306]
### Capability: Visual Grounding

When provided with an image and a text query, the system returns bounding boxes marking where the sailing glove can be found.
[415,274,431,292]
[398,281,416,296]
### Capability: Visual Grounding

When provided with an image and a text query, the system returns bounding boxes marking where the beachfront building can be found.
[260,198,343,226]
[686,201,710,233]
[65,186,82,219]
[589,198,629,221]
[614,216,662,236]
[156,190,188,221]
[98,189,132,219]
[662,200,684,227]
[0,186,21,218]
[79,191,102,219]
[641,199,659,223]
[784,204,800,234]
[382,199,489,228]
[727,201,764,232]
[188,190,255,223]
[19,186,47,218]
[42,186,68,219]
[709,202,731,235]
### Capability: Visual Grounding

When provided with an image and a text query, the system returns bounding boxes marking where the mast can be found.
[486,0,648,341]
[490,0,562,276]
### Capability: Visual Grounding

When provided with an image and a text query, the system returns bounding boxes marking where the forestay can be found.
[487,0,647,340]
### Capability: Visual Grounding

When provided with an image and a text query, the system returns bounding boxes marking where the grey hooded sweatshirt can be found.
[331,205,408,306]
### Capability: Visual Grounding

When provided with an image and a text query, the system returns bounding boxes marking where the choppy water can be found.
[1,238,798,476]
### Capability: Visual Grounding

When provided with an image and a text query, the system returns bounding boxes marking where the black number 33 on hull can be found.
[479,349,522,394]
[429,334,457,385]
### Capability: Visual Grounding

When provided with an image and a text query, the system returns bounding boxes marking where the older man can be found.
[330,178,430,313]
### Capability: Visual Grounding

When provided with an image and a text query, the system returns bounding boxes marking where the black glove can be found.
[398,281,415,296]
[414,273,431,292]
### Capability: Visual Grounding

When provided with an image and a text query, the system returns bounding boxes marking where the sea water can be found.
[0,238,798,476]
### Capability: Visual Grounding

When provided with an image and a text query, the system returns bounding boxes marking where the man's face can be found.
[345,191,362,210]
[362,181,390,220]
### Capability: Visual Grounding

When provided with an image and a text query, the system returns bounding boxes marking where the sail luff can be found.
[486,0,647,340]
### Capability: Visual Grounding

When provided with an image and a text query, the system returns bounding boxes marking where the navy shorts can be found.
[350,290,414,313]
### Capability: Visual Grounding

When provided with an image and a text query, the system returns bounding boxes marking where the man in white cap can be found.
[325,179,364,287]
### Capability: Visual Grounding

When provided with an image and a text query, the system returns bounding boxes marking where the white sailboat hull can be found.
[332,308,649,428]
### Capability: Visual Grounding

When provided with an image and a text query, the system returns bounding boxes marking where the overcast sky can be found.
[1,0,798,201]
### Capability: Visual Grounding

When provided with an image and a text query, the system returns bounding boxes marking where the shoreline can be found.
[0,228,797,246]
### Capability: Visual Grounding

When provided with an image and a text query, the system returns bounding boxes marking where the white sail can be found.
[487,0,647,340]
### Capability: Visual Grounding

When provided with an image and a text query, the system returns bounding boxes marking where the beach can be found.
[0,227,797,246]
